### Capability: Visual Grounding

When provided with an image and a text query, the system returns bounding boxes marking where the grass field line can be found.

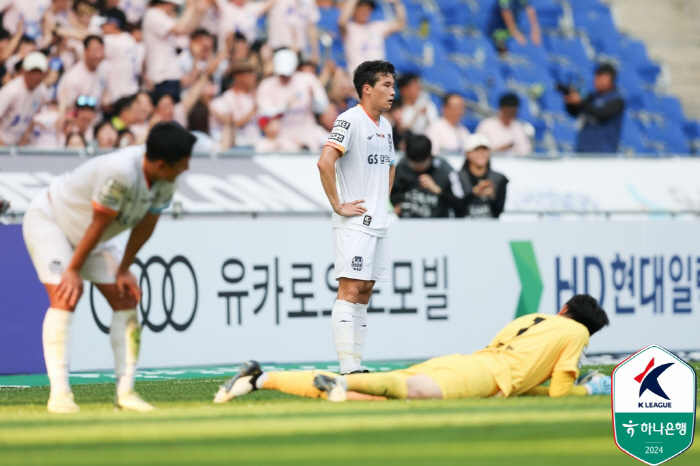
[0,407,612,446]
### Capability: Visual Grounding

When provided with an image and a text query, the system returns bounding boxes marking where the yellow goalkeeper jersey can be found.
[472,313,589,397]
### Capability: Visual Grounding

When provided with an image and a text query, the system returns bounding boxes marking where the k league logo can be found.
[612,345,696,465]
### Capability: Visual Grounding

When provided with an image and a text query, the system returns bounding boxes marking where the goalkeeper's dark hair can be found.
[353,60,396,98]
[146,121,196,165]
[563,294,609,336]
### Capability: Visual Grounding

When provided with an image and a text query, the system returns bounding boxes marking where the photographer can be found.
[563,63,625,153]
[391,134,465,218]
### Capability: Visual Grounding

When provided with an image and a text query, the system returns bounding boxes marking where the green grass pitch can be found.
[0,363,698,466]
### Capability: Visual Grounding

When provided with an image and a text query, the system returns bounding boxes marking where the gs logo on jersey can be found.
[367,154,391,164]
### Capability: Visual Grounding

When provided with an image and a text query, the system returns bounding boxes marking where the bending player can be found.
[317,60,396,375]
[214,294,611,402]
[23,122,195,413]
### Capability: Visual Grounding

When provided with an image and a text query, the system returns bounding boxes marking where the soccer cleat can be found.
[579,371,611,395]
[47,391,80,413]
[213,360,262,403]
[116,391,156,412]
[313,374,347,402]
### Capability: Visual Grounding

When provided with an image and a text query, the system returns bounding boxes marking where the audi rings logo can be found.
[91,255,198,334]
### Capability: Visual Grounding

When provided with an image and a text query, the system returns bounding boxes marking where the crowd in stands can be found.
[0,0,698,156]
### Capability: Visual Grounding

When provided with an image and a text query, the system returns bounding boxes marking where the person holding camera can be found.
[563,63,625,153]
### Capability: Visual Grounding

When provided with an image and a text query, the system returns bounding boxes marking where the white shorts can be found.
[333,228,389,282]
[22,190,123,285]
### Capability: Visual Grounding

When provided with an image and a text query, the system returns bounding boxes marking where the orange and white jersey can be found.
[47,145,176,246]
[325,105,395,237]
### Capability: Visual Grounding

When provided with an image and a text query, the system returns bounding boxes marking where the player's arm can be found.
[317,145,366,217]
[389,163,395,194]
[57,209,117,307]
[116,212,160,300]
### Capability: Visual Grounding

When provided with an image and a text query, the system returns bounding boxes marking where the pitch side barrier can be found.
[1,149,700,221]
[2,217,700,374]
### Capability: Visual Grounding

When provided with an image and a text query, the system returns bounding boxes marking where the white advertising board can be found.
[66,218,700,371]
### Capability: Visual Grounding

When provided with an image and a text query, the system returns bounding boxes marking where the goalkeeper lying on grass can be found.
[215,294,611,402]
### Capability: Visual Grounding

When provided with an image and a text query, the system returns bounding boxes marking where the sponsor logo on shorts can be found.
[363,215,372,226]
[49,260,63,275]
[351,256,363,271]
[329,132,345,143]
[333,120,351,130]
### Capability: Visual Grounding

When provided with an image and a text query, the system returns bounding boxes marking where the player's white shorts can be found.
[333,228,388,282]
[22,189,123,285]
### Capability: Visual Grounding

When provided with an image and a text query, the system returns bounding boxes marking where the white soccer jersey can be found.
[47,145,176,246]
[325,105,395,237]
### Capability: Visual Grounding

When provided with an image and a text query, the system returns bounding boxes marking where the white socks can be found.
[42,308,73,397]
[353,303,368,368]
[331,300,356,374]
[331,300,369,374]
[110,309,140,396]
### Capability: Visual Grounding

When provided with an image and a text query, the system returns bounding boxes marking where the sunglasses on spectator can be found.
[76,95,97,108]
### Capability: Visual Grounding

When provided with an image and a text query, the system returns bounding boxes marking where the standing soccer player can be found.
[317,60,396,375]
[22,122,195,413]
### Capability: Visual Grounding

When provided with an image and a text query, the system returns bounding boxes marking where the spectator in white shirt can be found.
[339,0,405,74]
[120,0,148,25]
[0,52,49,146]
[267,0,320,62]
[178,28,226,97]
[210,60,260,149]
[426,93,471,155]
[57,35,107,118]
[215,0,275,48]
[256,48,329,151]
[397,72,438,136]
[255,114,300,153]
[142,0,211,102]
[476,93,533,156]
[101,8,140,105]
[1,0,49,41]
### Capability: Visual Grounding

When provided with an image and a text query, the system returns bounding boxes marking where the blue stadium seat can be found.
[384,35,420,74]
[450,36,500,69]
[461,115,482,133]
[642,92,686,125]
[620,115,652,155]
[506,39,550,68]
[573,6,620,53]
[645,121,691,155]
[539,89,567,116]
[529,0,564,28]
[318,6,340,36]
[598,37,661,85]
[543,35,594,73]
[551,120,578,152]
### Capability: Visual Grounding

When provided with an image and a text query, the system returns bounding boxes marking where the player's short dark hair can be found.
[114,95,137,115]
[405,133,432,162]
[564,294,609,336]
[397,73,420,90]
[353,60,396,97]
[146,122,196,165]
[83,34,103,50]
[499,93,520,108]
